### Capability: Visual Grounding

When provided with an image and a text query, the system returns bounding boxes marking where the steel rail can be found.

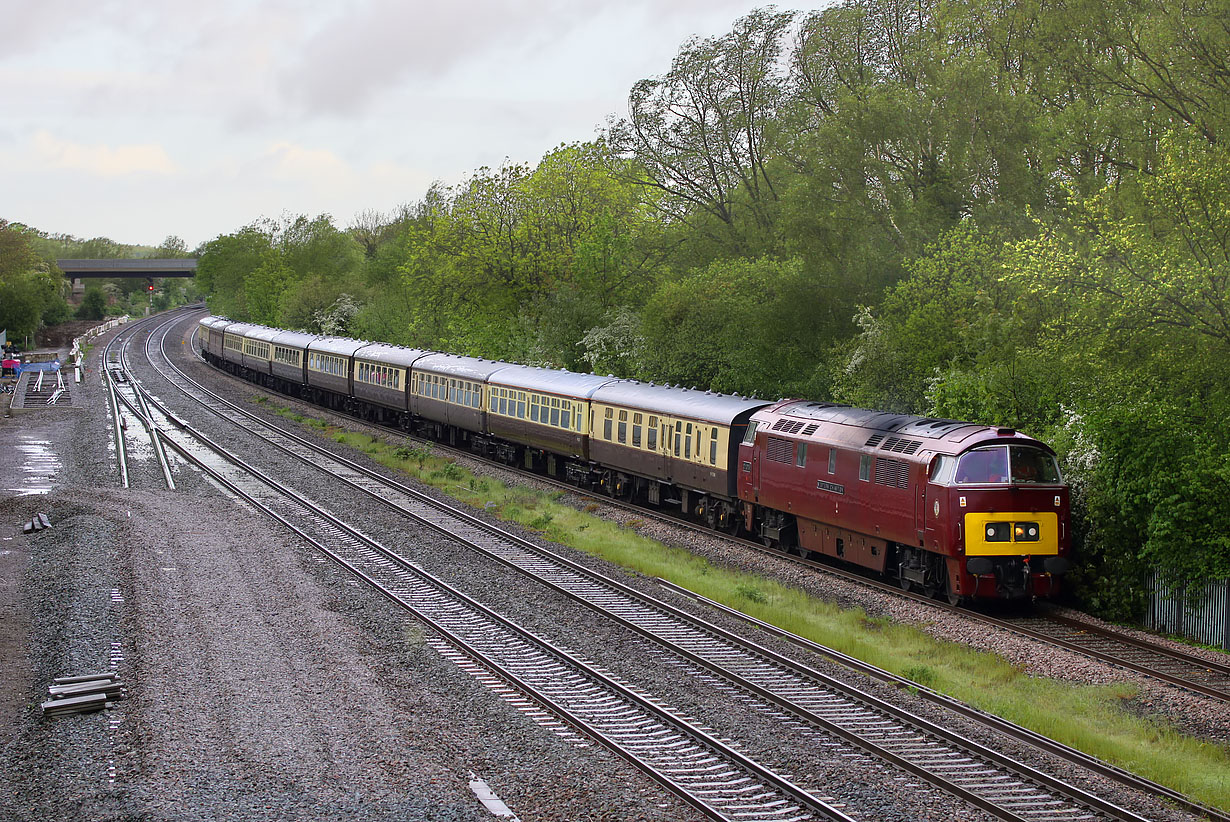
[153,313,1153,822]
[655,578,1230,822]
[127,343,852,822]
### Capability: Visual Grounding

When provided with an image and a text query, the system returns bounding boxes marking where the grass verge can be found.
[275,409,1230,811]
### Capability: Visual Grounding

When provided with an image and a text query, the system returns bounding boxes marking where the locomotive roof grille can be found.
[882,436,923,454]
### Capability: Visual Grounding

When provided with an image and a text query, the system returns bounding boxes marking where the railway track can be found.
[103,317,188,490]
[118,313,856,822]
[982,611,1230,701]
[126,311,1191,822]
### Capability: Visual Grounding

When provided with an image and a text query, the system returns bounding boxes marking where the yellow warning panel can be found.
[964,511,1058,556]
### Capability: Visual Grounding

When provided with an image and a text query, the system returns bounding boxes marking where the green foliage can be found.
[76,285,107,320]
[639,256,831,398]
[0,220,70,342]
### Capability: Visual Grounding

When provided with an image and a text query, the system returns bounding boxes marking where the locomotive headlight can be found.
[985,522,1011,542]
[1014,522,1040,542]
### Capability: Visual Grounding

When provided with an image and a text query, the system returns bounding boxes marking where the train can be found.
[198,315,1072,603]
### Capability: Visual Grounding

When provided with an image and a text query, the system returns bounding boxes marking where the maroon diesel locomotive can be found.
[739,401,1071,602]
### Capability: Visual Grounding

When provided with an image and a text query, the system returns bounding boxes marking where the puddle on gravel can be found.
[8,435,62,495]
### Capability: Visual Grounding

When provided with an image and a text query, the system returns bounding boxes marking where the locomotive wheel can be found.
[899,576,913,593]
[945,575,962,607]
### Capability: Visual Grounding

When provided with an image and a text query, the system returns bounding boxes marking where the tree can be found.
[0,220,68,341]
[154,235,191,257]
[609,8,794,255]
[77,284,107,320]
[244,249,293,326]
[1004,130,1230,604]
[637,256,826,398]
[195,226,274,319]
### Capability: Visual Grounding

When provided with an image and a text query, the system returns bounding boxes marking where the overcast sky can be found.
[2,1,834,250]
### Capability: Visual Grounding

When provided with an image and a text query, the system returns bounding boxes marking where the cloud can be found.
[33,131,176,176]
[260,141,352,182]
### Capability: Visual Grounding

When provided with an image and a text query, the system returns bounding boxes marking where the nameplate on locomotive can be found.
[816,480,845,495]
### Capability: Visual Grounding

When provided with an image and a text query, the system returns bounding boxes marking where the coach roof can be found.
[593,380,769,424]
[353,342,431,369]
[413,352,508,382]
[488,364,615,398]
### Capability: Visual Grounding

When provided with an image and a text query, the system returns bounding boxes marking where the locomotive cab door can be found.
[915,470,926,547]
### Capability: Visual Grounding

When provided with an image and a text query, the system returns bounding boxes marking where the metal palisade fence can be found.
[1146,571,1230,649]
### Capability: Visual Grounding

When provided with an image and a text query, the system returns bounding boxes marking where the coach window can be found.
[710,428,718,464]
[859,454,871,481]
[684,423,692,459]
[518,392,526,419]
[618,410,628,444]
[530,396,540,422]
[632,413,643,447]
[647,417,658,451]
[561,401,572,430]
[604,408,613,440]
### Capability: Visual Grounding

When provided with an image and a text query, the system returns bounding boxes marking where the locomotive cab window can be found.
[1008,446,1061,484]
[955,444,1065,485]
[955,447,1007,484]
[796,442,807,468]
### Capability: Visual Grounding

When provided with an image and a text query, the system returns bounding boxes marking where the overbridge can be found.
[57,258,198,279]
